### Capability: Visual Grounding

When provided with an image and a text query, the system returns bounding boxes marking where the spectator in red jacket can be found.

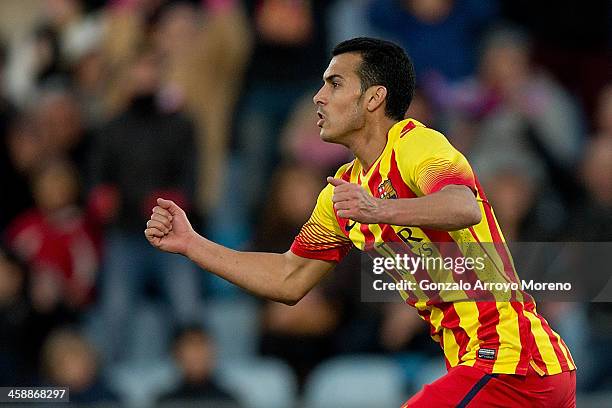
[6,157,99,312]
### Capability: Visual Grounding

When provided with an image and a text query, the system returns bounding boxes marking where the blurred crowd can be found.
[0,0,610,406]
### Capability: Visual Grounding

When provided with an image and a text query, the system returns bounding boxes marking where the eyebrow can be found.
[324,74,344,83]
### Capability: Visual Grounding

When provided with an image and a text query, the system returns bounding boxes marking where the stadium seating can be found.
[105,359,179,408]
[216,358,298,408]
[302,355,408,408]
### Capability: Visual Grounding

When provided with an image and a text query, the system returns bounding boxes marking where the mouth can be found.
[317,111,325,127]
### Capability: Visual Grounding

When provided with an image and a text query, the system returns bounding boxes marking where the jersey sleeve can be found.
[290,168,354,262]
[395,127,476,196]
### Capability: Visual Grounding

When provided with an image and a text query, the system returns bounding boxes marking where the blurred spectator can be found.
[326,0,375,50]
[68,47,108,128]
[211,0,335,247]
[89,47,201,362]
[570,137,612,242]
[158,325,238,405]
[378,303,429,353]
[368,0,498,83]
[280,91,352,170]
[1,88,92,232]
[252,164,327,254]
[260,287,340,389]
[444,27,584,239]
[0,248,38,385]
[153,0,251,215]
[33,88,92,177]
[566,137,612,391]
[6,158,99,312]
[0,39,31,232]
[5,113,44,176]
[245,0,331,81]
[41,327,119,404]
[480,168,537,241]
[500,0,611,122]
[5,0,104,106]
[99,0,251,215]
[473,27,581,188]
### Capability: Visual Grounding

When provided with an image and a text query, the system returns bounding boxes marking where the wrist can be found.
[375,198,392,224]
[184,231,200,258]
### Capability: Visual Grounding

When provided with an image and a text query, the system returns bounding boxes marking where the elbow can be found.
[467,205,482,226]
[277,273,309,306]
[280,297,299,306]
[448,201,481,230]
[278,290,304,306]
[457,188,482,228]
[462,201,482,228]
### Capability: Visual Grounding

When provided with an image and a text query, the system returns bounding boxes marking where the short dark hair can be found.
[332,37,415,121]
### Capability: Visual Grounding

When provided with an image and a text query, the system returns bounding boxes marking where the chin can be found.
[320,129,337,143]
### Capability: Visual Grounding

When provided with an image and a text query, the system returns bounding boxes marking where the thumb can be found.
[327,177,350,187]
[157,198,182,215]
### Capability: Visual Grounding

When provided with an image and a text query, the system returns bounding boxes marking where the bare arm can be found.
[145,198,334,305]
[328,177,481,231]
[375,185,481,230]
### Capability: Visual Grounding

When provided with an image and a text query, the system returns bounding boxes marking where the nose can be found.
[313,86,326,106]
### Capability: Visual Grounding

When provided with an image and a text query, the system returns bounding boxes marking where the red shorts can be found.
[402,364,576,408]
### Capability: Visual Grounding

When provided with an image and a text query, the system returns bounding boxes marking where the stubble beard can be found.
[321,98,365,146]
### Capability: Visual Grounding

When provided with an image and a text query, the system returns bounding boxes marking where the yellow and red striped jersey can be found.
[291,118,575,376]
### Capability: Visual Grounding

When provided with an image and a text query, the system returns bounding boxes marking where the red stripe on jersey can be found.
[289,243,348,262]
[341,164,353,182]
[529,303,573,372]
[441,303,470,363]
[400,120,416,137]
[522,303,551,375]
[388,151,416,198]
[361,163,383,250]
[428,175,476,195]
[473,302,501,372]
[474,177,515,282]
[511,301,537,375]
[368,162,383,198]
[560,337,576,367]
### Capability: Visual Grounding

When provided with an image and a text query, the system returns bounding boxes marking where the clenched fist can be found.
[328,177,383,224]
[144,198,195,255]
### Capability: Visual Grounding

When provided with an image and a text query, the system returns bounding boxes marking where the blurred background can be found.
[0,0,610,407]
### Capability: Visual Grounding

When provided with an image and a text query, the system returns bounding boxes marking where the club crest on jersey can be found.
[377,179,397,199]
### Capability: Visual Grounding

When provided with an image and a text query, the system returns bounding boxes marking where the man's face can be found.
[313,53,367,143]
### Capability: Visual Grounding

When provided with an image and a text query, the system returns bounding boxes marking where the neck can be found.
[347,116,397,171]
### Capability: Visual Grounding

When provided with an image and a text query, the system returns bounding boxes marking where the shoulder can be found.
[316,161,356,203]
[333,160,356,179]
[392,119,453,157]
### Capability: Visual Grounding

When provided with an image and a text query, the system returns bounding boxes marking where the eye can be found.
[331,81,340,88]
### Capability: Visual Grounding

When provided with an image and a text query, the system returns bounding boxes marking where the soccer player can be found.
[145,38,576,407]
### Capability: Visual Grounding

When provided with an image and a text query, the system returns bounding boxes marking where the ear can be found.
[366,86,388,113]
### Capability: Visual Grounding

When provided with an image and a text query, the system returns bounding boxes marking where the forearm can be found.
[376,186,481,231]
[183,233,323,304]
[146,198,333,304]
